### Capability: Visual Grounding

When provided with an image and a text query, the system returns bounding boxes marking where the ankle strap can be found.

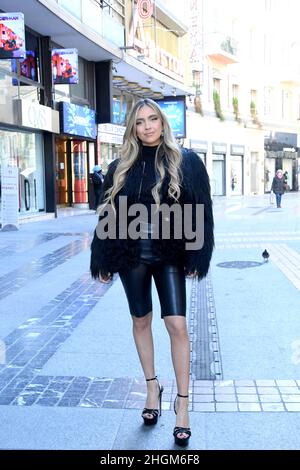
[146,376,157,382]
[177,393,189,398]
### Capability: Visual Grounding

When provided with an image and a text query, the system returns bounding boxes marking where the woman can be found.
[90,98,214,446]
[271,169,285,208]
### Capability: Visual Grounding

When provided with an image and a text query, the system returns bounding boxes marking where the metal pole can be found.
[153,0,157,60]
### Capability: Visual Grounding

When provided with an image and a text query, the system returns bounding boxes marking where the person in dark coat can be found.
[90,98,214,446]
[91,165,104,210]
[271,169,285,208]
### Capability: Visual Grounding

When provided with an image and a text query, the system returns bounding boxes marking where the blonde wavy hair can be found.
[101,98,182,212]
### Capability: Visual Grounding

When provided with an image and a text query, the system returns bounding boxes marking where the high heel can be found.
[173,394,191,447]
[142,376,164,426]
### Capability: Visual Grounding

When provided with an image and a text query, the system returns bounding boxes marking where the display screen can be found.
[52,48,78,85]
[113,99,127,125]
[11,50,37,84]
[60,102,96,139]
[0,12,26,59]
[156,96,186,138]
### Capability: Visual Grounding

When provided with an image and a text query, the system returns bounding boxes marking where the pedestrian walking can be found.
[91,165,104,210]
[90,98,214,446]
[271,169,285,208]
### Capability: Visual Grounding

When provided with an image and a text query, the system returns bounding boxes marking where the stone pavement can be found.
[0,192,300,450]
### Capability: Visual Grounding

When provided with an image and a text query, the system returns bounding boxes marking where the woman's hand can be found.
[99,273,112,283]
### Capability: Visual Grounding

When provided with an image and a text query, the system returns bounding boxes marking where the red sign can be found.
[137,0,153,20]
[0,12,25,59]
[52,48,78,85]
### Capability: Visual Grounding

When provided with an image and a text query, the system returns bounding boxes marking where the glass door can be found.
[56,138,69,204]
[212,154,225,195]
[230,155,243,195]
[264,158,275,192]
[71,140,88,204]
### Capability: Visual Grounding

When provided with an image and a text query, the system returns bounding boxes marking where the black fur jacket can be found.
[90,148,214,279]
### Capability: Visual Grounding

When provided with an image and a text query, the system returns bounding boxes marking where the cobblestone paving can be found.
[0,236,90,300]
[1,228,300,412]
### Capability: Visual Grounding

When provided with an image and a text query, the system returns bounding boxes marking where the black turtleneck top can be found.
[139,145,158,211]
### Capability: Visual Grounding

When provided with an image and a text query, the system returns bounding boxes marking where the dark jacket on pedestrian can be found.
[91,170,104,187]
[271,175,285,194]
[90,148,214,280]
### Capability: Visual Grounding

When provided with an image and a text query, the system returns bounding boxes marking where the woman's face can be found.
[135,105,163,146]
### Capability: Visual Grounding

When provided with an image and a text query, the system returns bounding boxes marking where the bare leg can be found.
[164,316,190,437]
[132,312,160,417]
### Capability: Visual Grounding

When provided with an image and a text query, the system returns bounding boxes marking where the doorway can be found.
[55,138,89,206]
[230,155,243,195]
[212,154,225,195]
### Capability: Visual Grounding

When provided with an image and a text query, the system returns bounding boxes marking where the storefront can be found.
[230,145,245,196]
[0,26,61,220]
[57,102,96,207]
[264,132,299,192]
[0,128,44,215]
[264,150,299,192]
[212,143,227,196]
[97,123,126,172]
[0,99,59,221]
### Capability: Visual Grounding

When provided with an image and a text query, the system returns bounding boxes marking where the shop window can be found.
[70,57,86,101]
[0,129,45,214]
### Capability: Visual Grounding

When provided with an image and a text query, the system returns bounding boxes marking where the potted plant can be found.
[213,90,224,121]
[232,96,241,123]
[250,101,262,127]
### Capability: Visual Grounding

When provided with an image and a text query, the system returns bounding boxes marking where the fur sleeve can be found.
[182,149,214,279]
[90,159,119,279]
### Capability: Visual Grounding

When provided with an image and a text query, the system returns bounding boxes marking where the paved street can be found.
[0,192,300,450]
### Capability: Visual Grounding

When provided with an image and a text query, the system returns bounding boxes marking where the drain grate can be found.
[217,261,263,269]
[189,272,222,380]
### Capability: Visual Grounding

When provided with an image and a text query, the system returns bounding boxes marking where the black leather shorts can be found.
[119,243,186,319]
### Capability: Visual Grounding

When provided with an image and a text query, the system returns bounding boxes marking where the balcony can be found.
[56,0,125,47]
[206,33,238,65]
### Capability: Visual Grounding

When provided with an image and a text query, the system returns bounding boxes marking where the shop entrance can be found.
[230,155,243,195]
[56,138,89,206]
[212,154,225,195]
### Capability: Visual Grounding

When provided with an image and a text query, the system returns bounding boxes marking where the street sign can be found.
[1,166,19,231]
[137,0,153,20]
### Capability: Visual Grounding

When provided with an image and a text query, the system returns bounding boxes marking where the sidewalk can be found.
[0,192,300,450]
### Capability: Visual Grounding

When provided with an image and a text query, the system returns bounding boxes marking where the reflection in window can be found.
[0,129,45,214]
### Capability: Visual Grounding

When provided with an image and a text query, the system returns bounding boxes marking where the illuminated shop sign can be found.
[113,99,127,125]
[60,102,96,139]
[156,96,186,138]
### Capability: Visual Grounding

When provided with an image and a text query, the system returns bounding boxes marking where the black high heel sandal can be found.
[142,376,164,426]
[173,393,191,447]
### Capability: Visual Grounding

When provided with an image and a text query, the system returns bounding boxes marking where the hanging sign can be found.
[60,102,96,139]
[11,50,37,84]
[1,166,19,231]
[0,12,26,59]
[156,96,186,138]
[52,48,78,85]
[137,0,153,20]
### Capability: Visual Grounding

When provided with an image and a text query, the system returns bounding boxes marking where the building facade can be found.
[0,0,192,223]
[186,0,300,196]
